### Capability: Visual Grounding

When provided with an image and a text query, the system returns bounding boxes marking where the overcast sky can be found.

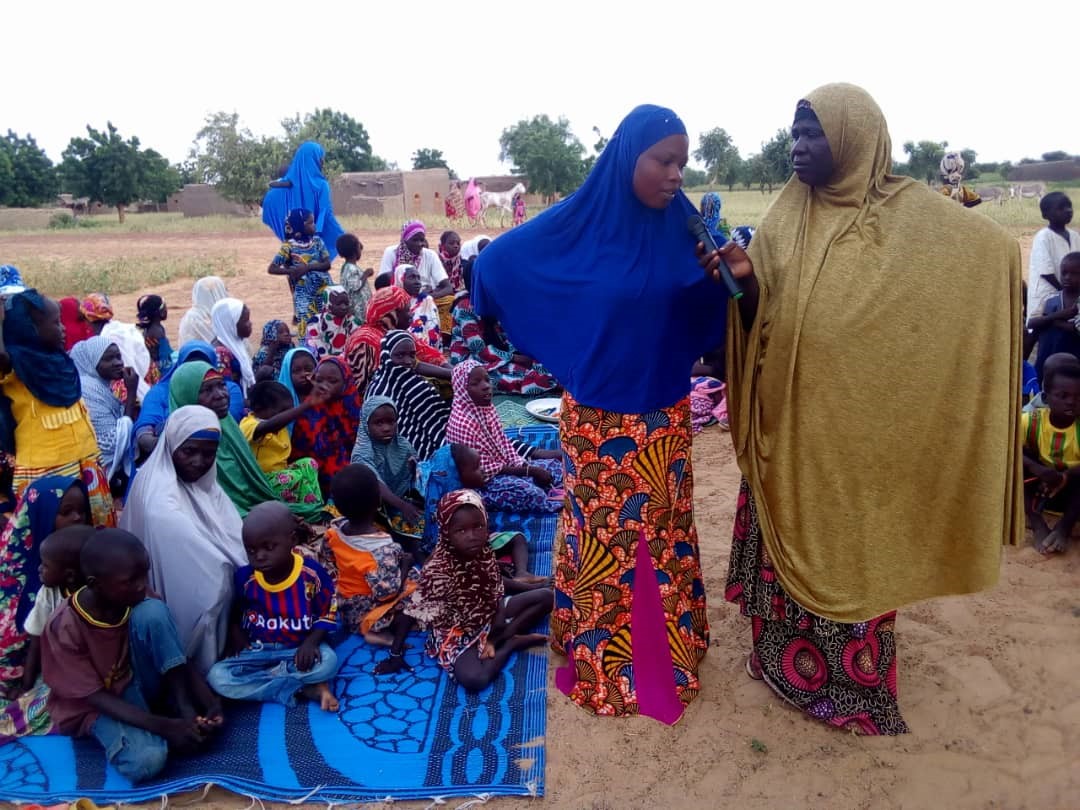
[9,1,1078,177]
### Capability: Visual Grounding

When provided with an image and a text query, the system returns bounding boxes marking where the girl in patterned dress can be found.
[373,490,551,690]
[267,208,333,326]
[305,286,361,360]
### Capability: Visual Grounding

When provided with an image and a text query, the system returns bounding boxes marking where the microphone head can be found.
[686,214,707,239]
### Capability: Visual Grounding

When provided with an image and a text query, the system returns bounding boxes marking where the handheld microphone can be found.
[687,215,743,300]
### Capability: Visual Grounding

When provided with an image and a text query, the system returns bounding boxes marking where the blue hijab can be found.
[700,192,730,243]
[261,142,345,259]
[276,346,317,436]
[421,444,463,551]
[350,395,416,497]
[134,341,243,439]
[3,290,81,407]
[473,105,729,413]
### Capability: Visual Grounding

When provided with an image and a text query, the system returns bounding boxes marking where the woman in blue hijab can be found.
[473,105,730,724]
[261,142,345,260]
[133,340,244,460]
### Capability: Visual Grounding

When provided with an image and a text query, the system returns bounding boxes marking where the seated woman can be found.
[374,490,551,691]
[305,286,361,360]
[210,297,255,395]
[344,287,448,393]
[290,357,363,497]
[366,332,452,460]
[134,341,244,462]
[395,265,442,352]
[446,360,563,513]
[253,319,294,380]
[168,361,324,521]
[120,404,246,674]
[450,265,558,395]
[70,337,138,492]
[178,276,229,346]
[350,395,423,540]
[59,298,94,351]
[0,290,113,526]
[0,475,93,695]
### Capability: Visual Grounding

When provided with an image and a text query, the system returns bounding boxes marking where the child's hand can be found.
[363,268,375,279]
[1037,466,1066,491]
[399,501,422,525]
[295,640,321,672]
[479,640,496,660]
[122,367,140,394]
[374,654,411,675]
[528,466,554,488]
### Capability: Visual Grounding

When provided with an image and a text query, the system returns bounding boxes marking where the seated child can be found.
[337,233,374,323]
[42,529,223,784]
[1025,353,1080,412]
[374,490,551,691]
[306,285,362,359]
[374,272,393,291]
[1029,252,1080,382]
[350,395,424,537]
[253,319,295,380]
[239,381,323,507]
[446,360,563,513]
[207,501,340,711]
[19,525,95,696]
[423,444,545,585]
[1022,364,1080,554]
[325,464,417,645]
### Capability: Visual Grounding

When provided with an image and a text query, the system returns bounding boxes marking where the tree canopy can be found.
[693,128,740,186]
[283,108,376,173]
[0,131,58,207]
[189,112,286,210]
[58,123,179,221]
[412,147,454,177]
[499,115,585,198]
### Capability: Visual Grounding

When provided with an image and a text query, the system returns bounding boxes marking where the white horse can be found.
[478,182,526,228]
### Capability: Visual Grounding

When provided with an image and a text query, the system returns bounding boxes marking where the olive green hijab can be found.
[168,361,324,521]
[726,83,1022,622]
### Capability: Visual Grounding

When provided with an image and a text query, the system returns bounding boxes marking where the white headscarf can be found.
[119,404,246,673]
[210,297,255,394]
[98,320,151,402]
[178,276,228,345]
[70,336,132,477]
[460,235,492,261]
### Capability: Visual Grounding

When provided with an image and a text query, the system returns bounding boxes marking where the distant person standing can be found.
[1026,193,1080,357]
[262,142,345,261]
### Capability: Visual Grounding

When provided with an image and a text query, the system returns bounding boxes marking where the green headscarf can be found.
[168,362,324,521]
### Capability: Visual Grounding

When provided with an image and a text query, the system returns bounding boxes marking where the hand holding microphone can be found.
[687,215,749,299]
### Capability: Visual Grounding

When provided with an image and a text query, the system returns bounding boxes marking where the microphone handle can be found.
[698,228,744,300]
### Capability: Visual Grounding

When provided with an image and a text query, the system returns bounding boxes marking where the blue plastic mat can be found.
[0,427,560,804]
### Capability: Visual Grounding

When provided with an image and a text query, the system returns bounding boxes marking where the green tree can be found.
[285,108,375,173]
[723,157,742,192]
[999,160,1014,181]
[693,128,740,186]
[0,131,58,207]
[959,148,980,180]
[682,167,707,188]
[140,150,182,208]
[900,140,948,183]
[59,123,169,222]
[189,112,287,211]
[760,129,793,191]
[1042,150,1071,162]
[412,148,454,177]
[499,115,586,199]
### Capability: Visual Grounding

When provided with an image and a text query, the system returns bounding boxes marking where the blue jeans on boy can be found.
[207,642,338,707]
[89,598,188,784]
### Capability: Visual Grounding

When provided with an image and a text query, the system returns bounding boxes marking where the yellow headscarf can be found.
[726,83,1022,623]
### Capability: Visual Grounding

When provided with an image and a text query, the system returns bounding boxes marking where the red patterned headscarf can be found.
[80,293,113,323]
[290,356,363,485]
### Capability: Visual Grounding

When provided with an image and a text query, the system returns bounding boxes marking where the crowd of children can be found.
[0,209,565,784]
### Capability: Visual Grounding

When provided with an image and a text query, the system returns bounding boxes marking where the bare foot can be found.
[1040,528,1069,555]
[302,682,339,712]
[511,574,551,589]
[363,630,395,647]
[1029,514,1052,552]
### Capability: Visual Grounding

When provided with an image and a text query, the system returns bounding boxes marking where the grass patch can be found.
[19,254,241,298]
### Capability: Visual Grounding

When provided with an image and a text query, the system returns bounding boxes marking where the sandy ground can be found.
[0,226,1077,809]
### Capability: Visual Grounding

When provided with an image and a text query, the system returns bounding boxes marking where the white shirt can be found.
[379,246,448,293]
[1028,226,1080,319]
[23,585,66,636]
